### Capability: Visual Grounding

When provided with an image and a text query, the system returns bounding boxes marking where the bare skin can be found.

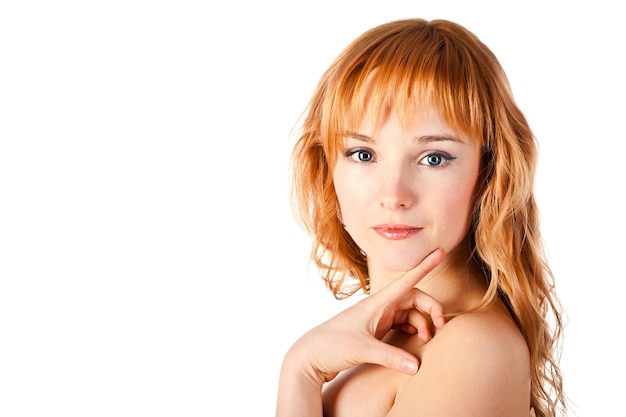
[277,247,531,417]
[322,255,531,417]
[276,104,532,416]
[276,249,449,417]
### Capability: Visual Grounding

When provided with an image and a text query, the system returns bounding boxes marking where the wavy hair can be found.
[290,18,565,417]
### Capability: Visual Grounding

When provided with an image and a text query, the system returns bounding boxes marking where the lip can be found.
[372,224,422,240]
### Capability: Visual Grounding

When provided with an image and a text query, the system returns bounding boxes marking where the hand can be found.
[285,248,446,386]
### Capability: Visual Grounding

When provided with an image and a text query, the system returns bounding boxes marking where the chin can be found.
[371,249,435,273]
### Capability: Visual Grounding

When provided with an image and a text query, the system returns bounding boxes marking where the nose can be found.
[377,165,415,210]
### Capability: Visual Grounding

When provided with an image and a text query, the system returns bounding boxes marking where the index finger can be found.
[381,248,445,299]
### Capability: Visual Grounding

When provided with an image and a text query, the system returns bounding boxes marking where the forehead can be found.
[344,97,475,146]
[338,67,478,138]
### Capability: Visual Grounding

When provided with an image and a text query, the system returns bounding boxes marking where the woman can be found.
[276,18,566,417]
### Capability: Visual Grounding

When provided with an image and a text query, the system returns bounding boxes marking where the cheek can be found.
[437,176,479,235]
[334,187,364,228]
[332,165,365,216]
[454,180,477,215]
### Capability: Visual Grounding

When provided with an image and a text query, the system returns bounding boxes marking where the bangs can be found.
[321,19,497,156]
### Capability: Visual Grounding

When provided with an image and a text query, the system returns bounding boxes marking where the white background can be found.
[1,1,624,416]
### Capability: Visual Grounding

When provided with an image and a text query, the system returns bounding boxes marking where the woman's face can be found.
[332,103,482,279]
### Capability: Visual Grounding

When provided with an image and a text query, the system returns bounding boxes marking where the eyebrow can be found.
[417,134,464,144]
[343,131,465,144]
[344,132,373,142]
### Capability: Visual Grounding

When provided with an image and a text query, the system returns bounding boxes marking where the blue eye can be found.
[419,152,456,167]
[346,148,374,162]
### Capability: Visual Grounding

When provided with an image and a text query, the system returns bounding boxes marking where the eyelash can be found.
[420,152,457,168]
[345,148,375,163]
[344,148,457,168]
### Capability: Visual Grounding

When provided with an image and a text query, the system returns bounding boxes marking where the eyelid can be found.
[424,150,456,160]
[419,151,457,167]
[345,147,376,162]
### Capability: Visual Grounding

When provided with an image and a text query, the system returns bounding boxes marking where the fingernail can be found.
[401,358,418,374]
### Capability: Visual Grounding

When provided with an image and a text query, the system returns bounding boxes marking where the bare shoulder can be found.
[389,305,531,417]
[434,305,530,364]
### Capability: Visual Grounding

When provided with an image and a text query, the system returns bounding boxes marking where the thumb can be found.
[365,340,419,375]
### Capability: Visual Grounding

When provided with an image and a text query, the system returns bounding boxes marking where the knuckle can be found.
[385,350,396,368]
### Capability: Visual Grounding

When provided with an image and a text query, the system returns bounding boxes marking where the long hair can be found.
[290,18,565,417]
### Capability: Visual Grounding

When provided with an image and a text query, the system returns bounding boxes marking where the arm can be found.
[275,249,447,417]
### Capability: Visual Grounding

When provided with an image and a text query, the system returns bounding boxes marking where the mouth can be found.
[372,224,422,240]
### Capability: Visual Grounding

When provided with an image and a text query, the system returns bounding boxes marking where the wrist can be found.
[276,346,326,417]
[282,342,328,388]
